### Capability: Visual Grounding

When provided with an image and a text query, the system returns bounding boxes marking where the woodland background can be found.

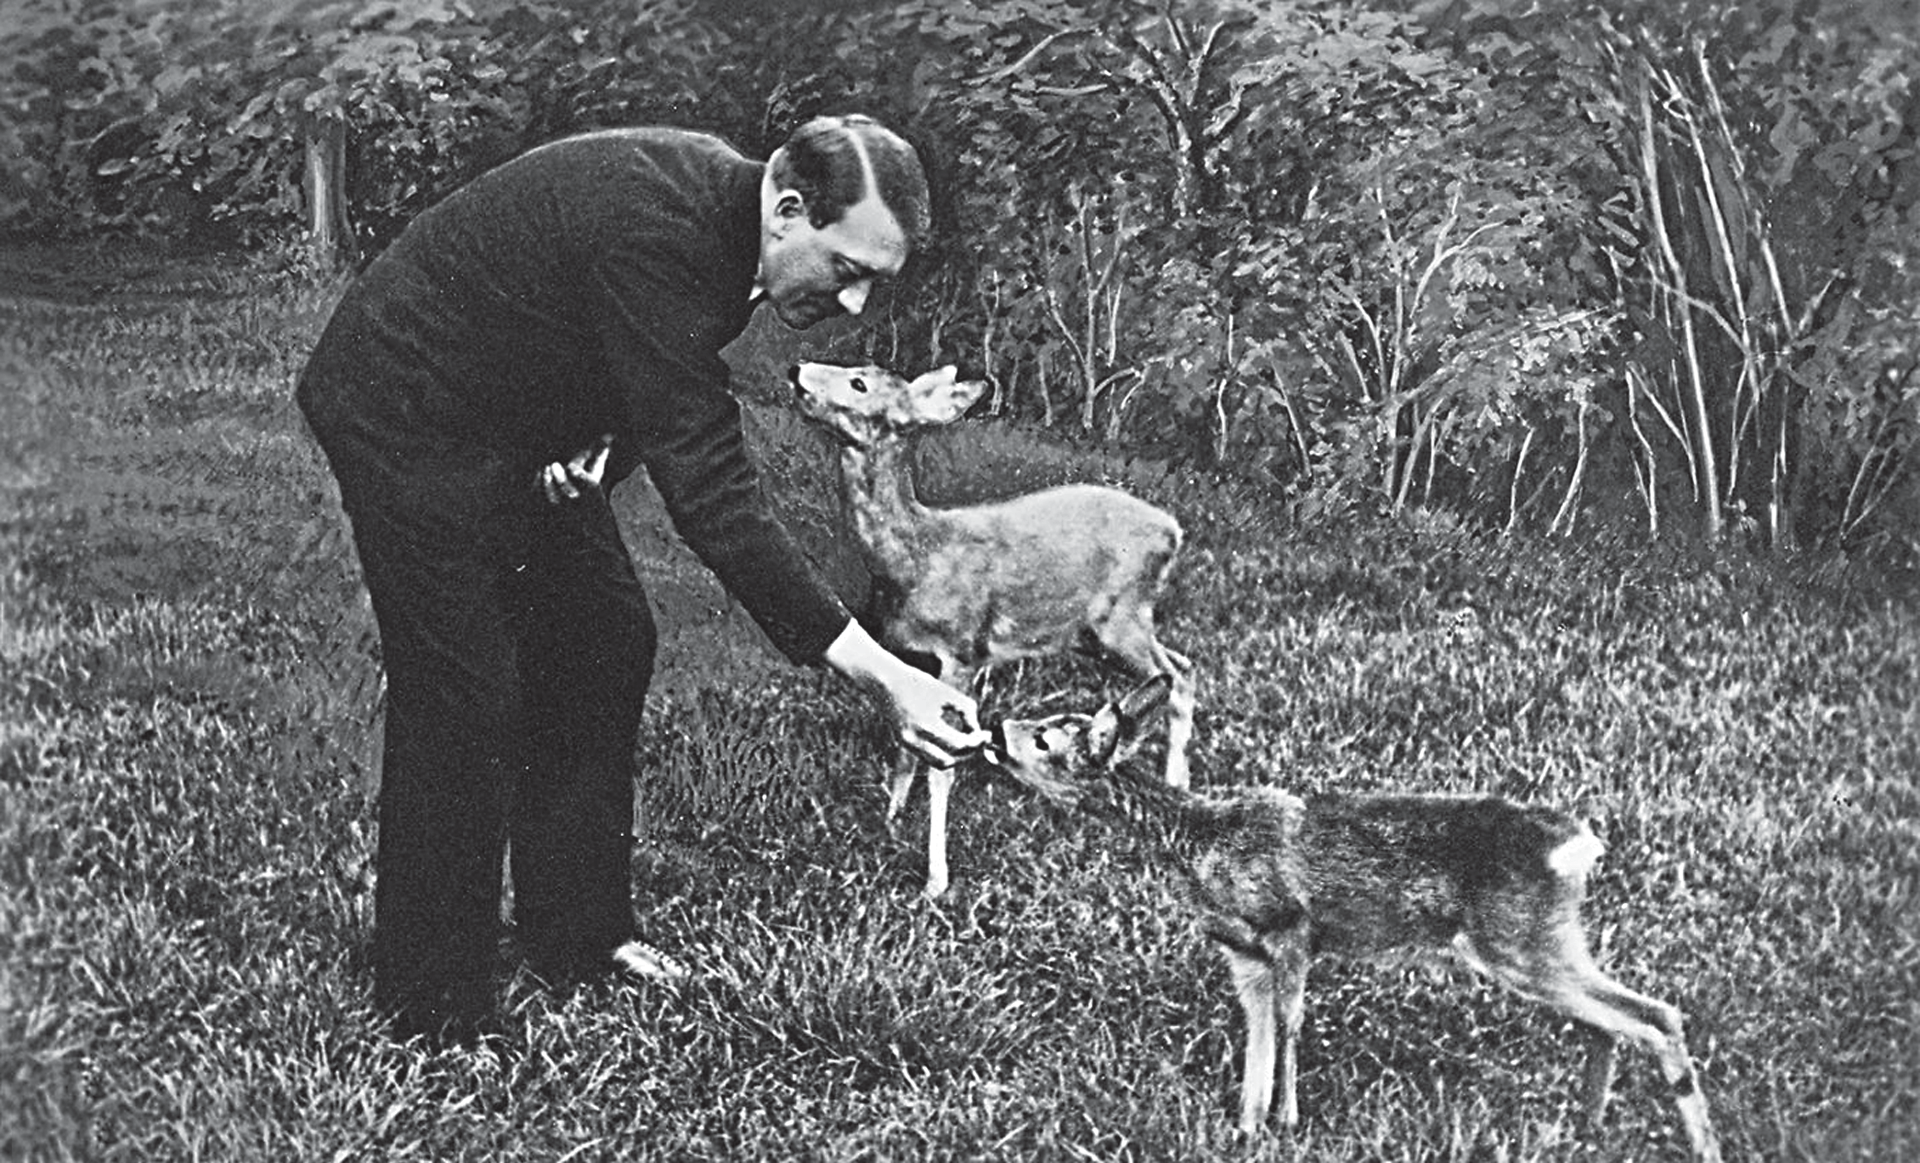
[3,0,1918,555]
[4,4,1920,1161]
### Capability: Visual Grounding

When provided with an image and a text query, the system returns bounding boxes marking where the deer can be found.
[986,675,1721,1162]
[790,362,1195,899]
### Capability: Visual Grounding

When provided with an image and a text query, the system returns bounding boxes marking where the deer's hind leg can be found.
[1460,931,1720,1163]
[1581,1024,1620,1124]
[1544,969,1718,1163]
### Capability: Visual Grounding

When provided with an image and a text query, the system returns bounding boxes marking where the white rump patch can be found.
[1547,830,1606,879]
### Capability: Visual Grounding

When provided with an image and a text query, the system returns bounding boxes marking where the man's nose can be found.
[837,279,872,316]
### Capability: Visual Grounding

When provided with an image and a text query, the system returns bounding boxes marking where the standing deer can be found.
[988,676,1721,1161]
[790,362,1195,898]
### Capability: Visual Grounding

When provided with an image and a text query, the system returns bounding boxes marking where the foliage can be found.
[1227,9,1607,517]
[1501,1,1920,549]
[0,0,738,251]
[1,0,1914,547]
[865,0,1636,527]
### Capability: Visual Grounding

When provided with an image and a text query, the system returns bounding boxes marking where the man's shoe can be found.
[610,937,692,982]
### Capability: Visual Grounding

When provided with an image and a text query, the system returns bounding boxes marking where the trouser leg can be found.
[357,503,528,1039]
[304,406,531,1041]
[508,497,656,984]
[302,392,659,1024]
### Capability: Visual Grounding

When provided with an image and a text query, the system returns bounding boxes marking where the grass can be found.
[2,241,1917,1161]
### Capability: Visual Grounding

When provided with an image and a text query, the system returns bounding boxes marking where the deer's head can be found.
[987,675,1173,808]
[790,363,986,447]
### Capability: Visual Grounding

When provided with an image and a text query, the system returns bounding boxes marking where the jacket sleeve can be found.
[589,240,851,665]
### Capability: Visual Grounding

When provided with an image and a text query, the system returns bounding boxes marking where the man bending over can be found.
[297,115,984,1044]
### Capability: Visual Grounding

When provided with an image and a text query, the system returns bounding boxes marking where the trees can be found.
[1517,2,1919,549]
[0,0,734,262]
[3,0,1912,548]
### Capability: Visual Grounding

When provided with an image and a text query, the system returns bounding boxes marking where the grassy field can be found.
[2,244,1916,1162]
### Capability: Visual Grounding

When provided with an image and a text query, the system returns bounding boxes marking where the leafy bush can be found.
[0,0,737,251]
[3,0,1912,549]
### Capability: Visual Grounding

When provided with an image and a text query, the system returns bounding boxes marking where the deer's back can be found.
[948,484,1179,555]
[1186,791,1599,959]
[885,485,1180,659]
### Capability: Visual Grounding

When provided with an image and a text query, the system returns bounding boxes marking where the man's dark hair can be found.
[770,114,931,249]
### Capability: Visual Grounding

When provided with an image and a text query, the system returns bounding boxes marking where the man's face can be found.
[759,190,909,329]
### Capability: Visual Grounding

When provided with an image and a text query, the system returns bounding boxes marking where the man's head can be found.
[758,115,930,329]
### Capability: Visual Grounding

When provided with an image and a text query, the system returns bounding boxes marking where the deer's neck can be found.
[1092,760,1226,866]
[838,439,942,583]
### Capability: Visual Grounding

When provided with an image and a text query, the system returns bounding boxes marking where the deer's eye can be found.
[849,377,867,393]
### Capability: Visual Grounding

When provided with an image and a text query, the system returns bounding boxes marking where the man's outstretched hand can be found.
[823,620,989,768]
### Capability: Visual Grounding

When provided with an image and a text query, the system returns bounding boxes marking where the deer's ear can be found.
[1085,704,1122,766]
[910,366,987,425]
[908,365,957,391]
[1117,674,1173,727]
[1102,675,1171,765]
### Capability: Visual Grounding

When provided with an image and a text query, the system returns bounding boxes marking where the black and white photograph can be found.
[2,1,1915,1159]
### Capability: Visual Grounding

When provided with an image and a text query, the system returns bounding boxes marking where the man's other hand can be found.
[540,433,613,504]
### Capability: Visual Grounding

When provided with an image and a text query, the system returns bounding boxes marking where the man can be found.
[296,115,986,1044]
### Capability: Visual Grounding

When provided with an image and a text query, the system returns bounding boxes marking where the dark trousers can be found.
[301,396,654,1038]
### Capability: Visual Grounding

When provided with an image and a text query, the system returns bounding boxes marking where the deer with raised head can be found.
[987,676,1721,1161]
[790,362,1195,898]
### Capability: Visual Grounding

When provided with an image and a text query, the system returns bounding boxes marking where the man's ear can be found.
[772,189,808,225]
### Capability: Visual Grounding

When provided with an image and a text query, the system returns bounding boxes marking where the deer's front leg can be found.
[921,763,955,898]
[884,755,917,833]
[1273,938,1308,1130]
[1220,944,1278,1132]
[1162,649,1196,790]
[915,657,972,898]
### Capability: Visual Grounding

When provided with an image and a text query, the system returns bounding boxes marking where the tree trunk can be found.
[303,117,352,268]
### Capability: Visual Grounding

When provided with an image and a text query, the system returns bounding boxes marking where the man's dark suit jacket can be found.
[297,127,848,663]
